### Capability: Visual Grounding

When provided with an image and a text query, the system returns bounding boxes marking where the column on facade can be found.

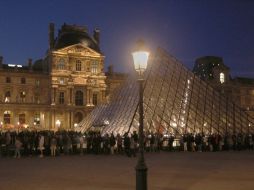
[70,88,73,105]
[69,110,73,129]
[86,88,91,106]
[90,89,94,106]
[51,86,57,105]
[67,87,73,105]
[101,90,106,103]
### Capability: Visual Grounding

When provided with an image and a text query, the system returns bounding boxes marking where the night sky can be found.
[0,0,253,77]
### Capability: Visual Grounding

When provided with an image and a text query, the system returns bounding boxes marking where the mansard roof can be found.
[54,23,100,53]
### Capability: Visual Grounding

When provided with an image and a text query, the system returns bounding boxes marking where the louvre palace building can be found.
[0,23,253,134]
[0,23,125,130]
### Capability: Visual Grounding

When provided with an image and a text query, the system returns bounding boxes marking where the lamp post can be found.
[132,40,149,190]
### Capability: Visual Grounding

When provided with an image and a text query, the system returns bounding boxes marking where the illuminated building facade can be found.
[77,49,254,135]
[0,23,107,130]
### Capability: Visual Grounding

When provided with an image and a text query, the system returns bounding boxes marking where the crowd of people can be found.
[0,130,253,158]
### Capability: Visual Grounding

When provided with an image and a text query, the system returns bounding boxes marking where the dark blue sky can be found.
[0,0,253,77]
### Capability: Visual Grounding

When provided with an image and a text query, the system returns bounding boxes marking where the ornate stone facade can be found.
[0,23,108,130]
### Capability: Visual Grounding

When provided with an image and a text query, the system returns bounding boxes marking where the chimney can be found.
[0,56,3,69]
[28,58,32,71]
[93,28,100,44]
[49,22,55,50]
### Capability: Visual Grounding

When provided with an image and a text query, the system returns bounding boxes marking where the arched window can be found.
[75,91,83,106]
[220,72,225,84]
[4,110,11,124]
[74,112,83,123]
[5,91,11,103]
[6,77,11,83]
[76,60,81,71]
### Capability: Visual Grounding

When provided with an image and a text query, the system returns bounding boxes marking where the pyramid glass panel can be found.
[77,48,254,135]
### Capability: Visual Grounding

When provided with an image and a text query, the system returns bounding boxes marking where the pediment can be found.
[54,44,102,57]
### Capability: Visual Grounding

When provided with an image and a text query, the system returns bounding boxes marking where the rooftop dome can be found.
[54,24,100,53]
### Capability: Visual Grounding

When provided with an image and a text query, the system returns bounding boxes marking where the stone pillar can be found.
[86,88,90,106]
[51,87,56,105]
[69,111,72,129]
[102,90,105,102]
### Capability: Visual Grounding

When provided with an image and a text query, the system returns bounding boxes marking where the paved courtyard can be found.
[0,151,254,190]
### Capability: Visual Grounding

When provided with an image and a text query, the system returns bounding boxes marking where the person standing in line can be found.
[130,135,136,157]
[5,131,11,157]
[124,133,130,157]
[14,137,22,158]
[38,134,45,158]
[50,135,57,157]
[116,133,123,154]
[183,134,188,152]
[109,133,116,155]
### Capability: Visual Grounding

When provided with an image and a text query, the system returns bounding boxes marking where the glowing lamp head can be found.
[132,40,149,77]
[56,120,61,127]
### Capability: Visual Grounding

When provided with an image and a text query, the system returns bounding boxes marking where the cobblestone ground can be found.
[0,151,254,190]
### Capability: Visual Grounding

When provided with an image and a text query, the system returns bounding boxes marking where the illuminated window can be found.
[19,113,25,124]
[76,60,81,71]
[58,58,65,70]
[20,91,26,102]
[75,91,83,106]
[4,110,11,124]
[5,91,11,103]
[59,78,64,84]
[91,61,98,74]
[220,73,225,83]
[92,93,98,105]
[34,113,40,125]
[59,92,64,104]
[21,77,26,84]
[6,77,11,83]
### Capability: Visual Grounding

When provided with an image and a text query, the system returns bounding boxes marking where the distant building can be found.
[105,65,128,102]
[0,23,111,130]
[193,56,254,117]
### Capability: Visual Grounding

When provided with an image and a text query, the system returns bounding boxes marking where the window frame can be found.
[59,92,65,104]
[76,60,82,71]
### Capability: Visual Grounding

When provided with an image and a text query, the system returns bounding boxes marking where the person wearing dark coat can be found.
[124,133,131,157]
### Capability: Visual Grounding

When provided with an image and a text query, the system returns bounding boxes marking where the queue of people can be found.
[0,130,253,158]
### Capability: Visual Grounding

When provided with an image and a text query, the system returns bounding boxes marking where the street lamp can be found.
[132,40,149,190]
[56,120,61,128]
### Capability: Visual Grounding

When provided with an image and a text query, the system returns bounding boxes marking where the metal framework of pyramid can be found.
[77,48,254,135]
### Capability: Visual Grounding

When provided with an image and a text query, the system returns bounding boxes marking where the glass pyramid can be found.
[77,48,254,135]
